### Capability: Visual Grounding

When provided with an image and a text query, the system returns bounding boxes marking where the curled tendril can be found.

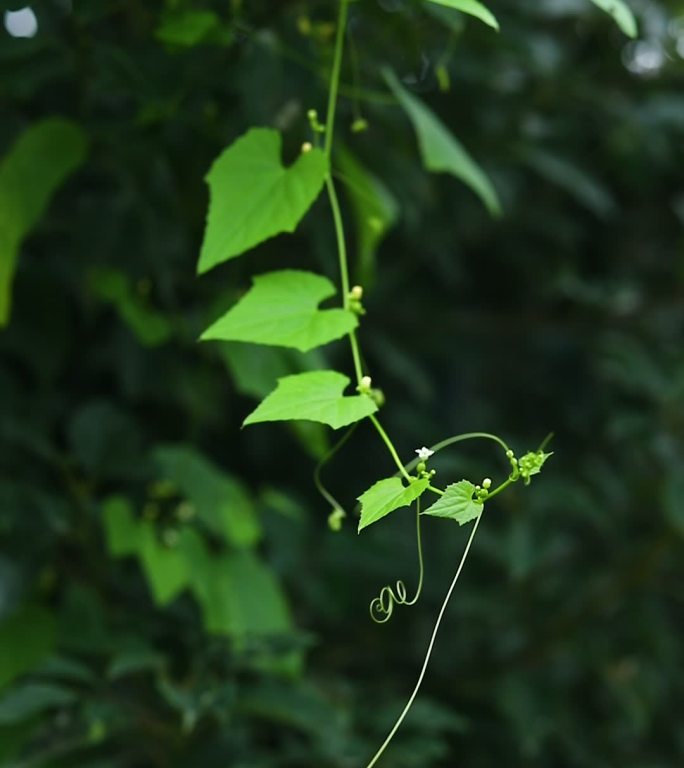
[313,423,358,526]
[370,499,424,624]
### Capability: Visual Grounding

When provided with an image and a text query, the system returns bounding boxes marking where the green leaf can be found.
[0,606,56,690]
[243,371,377,430]
[102,497,140,557]
[153,445,261,548]
[337,147,399,285]
[155,10,231,47]
[425,0,499,30]
[588,0,637,38]
[0,683,76,725]
[91,268,172,347]
[422,480,483,525]
[383,69,501,217]
[358,477,430,532]
[198,128,328,273]
[188,545,292,638]
[201,270,357,352]
[524,150,617,218]
[107,647,164,680]
[138,523,191,606]
[221,344,330,459]
[0,118,88,326]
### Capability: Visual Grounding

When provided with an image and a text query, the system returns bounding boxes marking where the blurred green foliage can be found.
[0,0,683,766]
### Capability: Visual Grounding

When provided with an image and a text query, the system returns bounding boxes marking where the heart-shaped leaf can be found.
[425,0,499,30]
[198,128,328,273]
[383,69,501,217]
[243,371,377,430]
[358,477,430,532]
[421,480,483,525]
[201,269,357,352]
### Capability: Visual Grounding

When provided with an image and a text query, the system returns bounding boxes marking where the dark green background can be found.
[1,0,683,766]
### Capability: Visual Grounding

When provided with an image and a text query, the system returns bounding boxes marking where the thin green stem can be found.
[313,423,359,515]
[400,432,512,476]
[324,0,350,160]
[484,475,516,502]
[365,512,484,768]
[427,484,445,496]
[369,414,412,482]
[326,175,364,383]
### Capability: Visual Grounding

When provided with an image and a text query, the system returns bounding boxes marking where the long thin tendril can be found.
[364,512,484,768]
[370,498,425,623]
[313,424,358,519]
[399,431,512,478]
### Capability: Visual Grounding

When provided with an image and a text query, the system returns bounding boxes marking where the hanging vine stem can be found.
[364,511,484,768]
[370,498,425,623]
[313,423,359,525]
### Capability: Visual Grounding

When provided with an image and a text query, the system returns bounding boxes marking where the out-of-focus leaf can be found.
[154,444,261,548]
[0,606,55,690]
[155,10,232,47]
[138,523,190,606]
[337,147,399,284]
[102,497,140,557]
[243,371,377,430]
[107,647,164,680]
[0,682,76,725]
[425,0,499,30]
[0,118,87,326]
[383,68,501,217]
[179,528,295,649]
[198,128,328,273]
[422,480,483,525]
[225,549,293,637]
[588,0,637,38]
[201,270,357,352]
[91,269,172,347]
[525,149,617,218]
[358,477,429,532]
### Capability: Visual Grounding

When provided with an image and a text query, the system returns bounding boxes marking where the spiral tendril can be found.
[370,499,424,623]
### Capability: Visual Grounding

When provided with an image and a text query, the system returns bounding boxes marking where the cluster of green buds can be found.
[505,447,553,486]
[517,450,553,485]
[307,108,326,134]
[474,477,492,502]
[357,374,385,407]
[348,284,365,315]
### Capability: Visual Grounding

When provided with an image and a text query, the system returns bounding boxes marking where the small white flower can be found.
[415,446,434,461]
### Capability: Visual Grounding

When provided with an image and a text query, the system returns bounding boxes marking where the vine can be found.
[195,1,636,764]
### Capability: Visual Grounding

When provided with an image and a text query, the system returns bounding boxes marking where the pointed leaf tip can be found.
[426,0,499,31]
[588,0,638,38]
